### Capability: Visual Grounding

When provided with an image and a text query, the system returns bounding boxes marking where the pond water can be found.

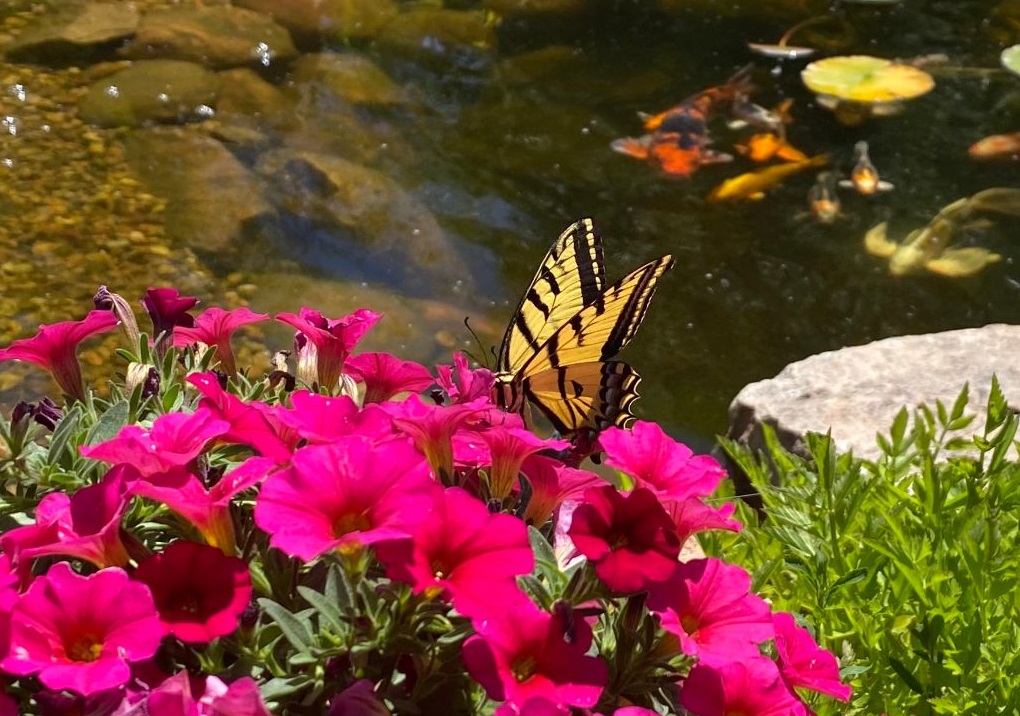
[1,0,1020,442]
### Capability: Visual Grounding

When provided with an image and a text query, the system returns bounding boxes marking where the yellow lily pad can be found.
[801,55,935,103]
[1002,44,1020,76]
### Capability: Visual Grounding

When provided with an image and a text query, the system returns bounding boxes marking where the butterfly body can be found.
[494,218,673,438]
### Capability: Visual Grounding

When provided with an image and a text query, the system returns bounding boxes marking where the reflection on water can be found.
[1,0,1020,440]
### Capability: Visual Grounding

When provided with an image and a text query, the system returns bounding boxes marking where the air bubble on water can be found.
[704,272,713,280]
[253,42,272,67]
[195,104,215,118]
[580,127,590,135]
[156,92,169,103]
[1,158,13,168]
[8,84,25,102]
[412,228,421,236]
[105,85,120,98]
[3,116,18,136]
[720,278,730,289]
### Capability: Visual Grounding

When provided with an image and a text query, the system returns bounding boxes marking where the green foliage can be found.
[707,378,1020,714]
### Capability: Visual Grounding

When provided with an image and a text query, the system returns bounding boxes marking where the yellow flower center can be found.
[67,634,103,663]
[332,512,371,538]
[511,655,538,683]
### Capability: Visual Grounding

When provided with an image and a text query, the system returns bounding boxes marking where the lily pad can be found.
[801,55,934,103]
[747,41,816,59]
[1001,44,1020,76]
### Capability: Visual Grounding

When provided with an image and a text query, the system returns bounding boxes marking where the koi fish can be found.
[733,132,808,163]
[728,97,794,135]
[838,141,893,195]
[808,171,843,223]
[706,154,828,202]
[611,65,754,178]
[968,132,1020,161]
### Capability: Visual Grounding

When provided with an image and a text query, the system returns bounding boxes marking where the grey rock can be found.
[291,52,408,106]
[78,59,218,128]
[231,0,398,41]
[726,324,1020,462]
[120,5,296,69]
[4,2,139,62]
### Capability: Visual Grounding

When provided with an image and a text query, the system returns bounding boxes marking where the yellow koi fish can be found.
[706,154,828,202]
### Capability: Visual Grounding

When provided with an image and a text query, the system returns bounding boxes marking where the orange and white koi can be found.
[611,65,754,178]
[838,141,893,195]
[968,132,1020,161]
[808,171,843,223]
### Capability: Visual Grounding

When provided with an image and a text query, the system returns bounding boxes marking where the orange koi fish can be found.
[611,65,754,178]
[838,141,893,195]
[733,132,809,163]
[968,132,1020,161]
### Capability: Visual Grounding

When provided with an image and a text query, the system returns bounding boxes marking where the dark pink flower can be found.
[479,427,569,501]
[517,455,604,527]
[188,372,293,463]
[376,487,533,617]
[4,472,130,569]
[462,595,608,710]
[600,422,725,502]
[255,437,437,561]
[0,310,119,402]
[569,486,681,594]
[328,679,389,716]
[275,308,381,391]
[173,306,269,377]
[273,391,395,444]
[664,497,742,544]
[774,612,851,702]
[385,395,482,481]
[345,352,434,404]
[80,407,230,477]
[133,541,252,644]
[646,558,773,661]
[141,287,196,336]
[680,657,807,716]
[129,457,275,554]
[140,671,271,716]
[2,563,162,696]
[437,352,494,404]
[0,694,14,716]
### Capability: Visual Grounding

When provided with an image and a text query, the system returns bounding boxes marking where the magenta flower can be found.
[0,309,119,402]
[275,308,381,391]
[173,306,269,377]
[436,352,495,404]
[345,352,434,404]
[386,394,482,481]
[599,421,726,502]
[130,457,275,554]
[328,679,389,716]
[519,455,604,527]
[141,287,197,336]
[142,671,271,716]
[3,472,130,569]
[462,595,608,710]
[479,427,569,501]
[680,657,807,716]
[2,563,162,696]
[664,497,742,544]
[0,694,14,716]
[255,437,437,561]
[646,558,774,661]
[133,541,252,644]
[273,391,396,444]
[773,612,852,702]
[188,372,294,463]
[376,487,533,618]
[568,486,681,594]
[81,406,230,477]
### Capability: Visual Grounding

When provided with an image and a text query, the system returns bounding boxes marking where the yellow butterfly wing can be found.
[496,218,605,374]
[523,361,642,435]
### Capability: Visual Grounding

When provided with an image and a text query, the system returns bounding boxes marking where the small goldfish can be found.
[968,132,1020,161]
[808,172,843,223]
[838,141,893,195]
[733,132,809,163]
[707,154,828,202]
[612,65,753,178]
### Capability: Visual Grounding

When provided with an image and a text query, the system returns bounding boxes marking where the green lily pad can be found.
[1001,44,1020,76]
[802,55,934,103]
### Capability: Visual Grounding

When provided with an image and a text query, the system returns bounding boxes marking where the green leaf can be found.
[260,676,314,701]
[889,656,926,694]
[259,599,315,654]
[85,400,129,447]
[950,384,970,423]
[297,586,346,634]
[48,404,82,463]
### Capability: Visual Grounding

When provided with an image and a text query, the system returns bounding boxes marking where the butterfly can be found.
[494,218,674,438]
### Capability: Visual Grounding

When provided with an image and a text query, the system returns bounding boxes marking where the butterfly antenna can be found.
[462,316,491,369]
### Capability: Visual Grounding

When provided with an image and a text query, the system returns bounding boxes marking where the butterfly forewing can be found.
[496,218,606,373]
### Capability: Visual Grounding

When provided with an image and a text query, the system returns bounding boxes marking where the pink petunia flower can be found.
[0,694,14,716]
[646,558,774,661]
[328,679,389,716]
[188,372,294,463]
[275,308,381,391]
[436,352,495,404]
[129,457,275,554]
[142,288,198,360]
[272,391,396,444]
[773,612,852,702]
[462,595,608,710]
[519,455,605,528]
[132,671,271,716]
[0,309,119,402]
[568,486,681,594]
[680,657,807,716]
[664,497,742,544]
[345,352,434,404]
[173,306,269,377]
[132,541,252,644]
[599,422,726,502]
[385,394,482,482]
[478,427,569,501]
[255,436,437,561]
[3,471,131,569]
[2,563,162,696]
[376,487,533,618]
[80,407,230,477]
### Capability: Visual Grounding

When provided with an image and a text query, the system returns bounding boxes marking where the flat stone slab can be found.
[726,324,1020,462]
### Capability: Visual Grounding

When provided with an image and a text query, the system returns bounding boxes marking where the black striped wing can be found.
[496,218,606,374]
[524,361,642,435]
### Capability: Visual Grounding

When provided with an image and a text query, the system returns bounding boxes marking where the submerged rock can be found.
[122,127,274,252]
[376,9,496,67]
[231,0,398,41]
[78,59,218,128]
[3,2,139,63]
[291,53,408,106]
[726,324,1020,462]
[120,5,296,69]
[216,67,296,122]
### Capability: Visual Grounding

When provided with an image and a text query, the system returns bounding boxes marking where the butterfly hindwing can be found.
[524,361,642,435]
[496,218,606,374]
